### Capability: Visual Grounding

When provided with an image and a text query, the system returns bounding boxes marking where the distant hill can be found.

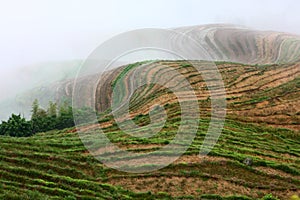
[0,60,82,120]
[175,24,300,64]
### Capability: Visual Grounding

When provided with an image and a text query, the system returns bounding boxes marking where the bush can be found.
[261,194,279,200]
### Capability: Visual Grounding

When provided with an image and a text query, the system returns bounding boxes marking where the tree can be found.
[31,99,49,133]
[0,121,7,135]
[31,99,39,120]
[55,100,74,129]
[47,101,57,118]
[0,114,32,137]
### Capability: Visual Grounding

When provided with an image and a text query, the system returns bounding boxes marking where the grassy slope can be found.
[0,61,299,199]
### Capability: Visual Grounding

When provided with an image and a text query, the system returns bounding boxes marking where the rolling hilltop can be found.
[0,25,299,199]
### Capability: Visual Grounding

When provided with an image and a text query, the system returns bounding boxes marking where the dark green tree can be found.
[56,101,75,129]
[0,114,32,137]
[47,101,57,118]
[31,99,39,120]
[31,99,49,133]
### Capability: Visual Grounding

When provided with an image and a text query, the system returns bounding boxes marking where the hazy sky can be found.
[0,0,299,69]
[0,0,299,100]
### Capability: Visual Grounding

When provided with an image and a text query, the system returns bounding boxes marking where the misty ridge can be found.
[0,58,127,120]
[0,60,81,120]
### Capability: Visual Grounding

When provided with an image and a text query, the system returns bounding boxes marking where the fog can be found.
[0,0,299,120]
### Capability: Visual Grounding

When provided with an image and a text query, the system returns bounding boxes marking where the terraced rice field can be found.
[95,60,300,130]
[1,60,299,199]
[0,117,299,199]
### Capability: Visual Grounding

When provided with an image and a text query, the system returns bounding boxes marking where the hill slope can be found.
[0,118,299,199]
[13,24,300,117]
[88,60,300,130]
[1,24,300,199]
[0,60,299,199]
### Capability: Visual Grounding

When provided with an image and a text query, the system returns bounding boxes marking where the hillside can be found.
[0,60,299,199]
[1,24,300,199]
[12,24,300,119]
[81,60,299,131]
[0,119,298,199]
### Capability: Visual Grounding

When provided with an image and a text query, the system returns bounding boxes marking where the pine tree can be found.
[30,99,48,133]
[31,99,39,119]
[47,101,57,118]
[56,100,74,129]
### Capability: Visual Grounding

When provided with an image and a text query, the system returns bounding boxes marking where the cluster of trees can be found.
[31,99,75,133]
[0,99,75,137]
